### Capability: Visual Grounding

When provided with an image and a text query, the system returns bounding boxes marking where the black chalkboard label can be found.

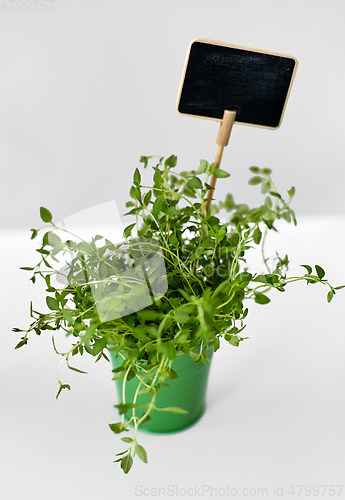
[177,39,298,129]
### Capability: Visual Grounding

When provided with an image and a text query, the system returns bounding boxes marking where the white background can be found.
[1,219,345,499]
[0,0,345,228]
[1,1,345,499]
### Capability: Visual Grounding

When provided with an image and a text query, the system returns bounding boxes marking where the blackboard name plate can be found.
[177,38,298,130]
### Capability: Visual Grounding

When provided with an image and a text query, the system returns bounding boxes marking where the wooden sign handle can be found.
[205,110,236,215]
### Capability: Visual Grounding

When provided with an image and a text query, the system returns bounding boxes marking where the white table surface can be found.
[1,216,345,500]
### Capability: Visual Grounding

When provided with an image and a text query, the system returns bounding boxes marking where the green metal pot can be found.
[108,348,213,433]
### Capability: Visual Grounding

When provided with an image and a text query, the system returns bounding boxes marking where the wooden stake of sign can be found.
[205,110,236,214]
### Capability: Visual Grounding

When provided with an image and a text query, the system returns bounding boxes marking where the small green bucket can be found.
[108,349,213,433]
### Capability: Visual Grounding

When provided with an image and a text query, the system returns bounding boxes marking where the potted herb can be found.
[14,154,344,474]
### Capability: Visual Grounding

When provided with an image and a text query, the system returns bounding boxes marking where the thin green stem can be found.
[261,226,271,273]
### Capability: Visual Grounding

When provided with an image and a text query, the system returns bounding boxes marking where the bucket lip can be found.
[107,344,214,356]
[107,345,214,372]
[109,346,214,381]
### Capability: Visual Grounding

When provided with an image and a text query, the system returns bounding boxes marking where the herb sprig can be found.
[14,155,344,473]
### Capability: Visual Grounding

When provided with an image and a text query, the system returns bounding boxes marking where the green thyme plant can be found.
[14,155,344,474]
